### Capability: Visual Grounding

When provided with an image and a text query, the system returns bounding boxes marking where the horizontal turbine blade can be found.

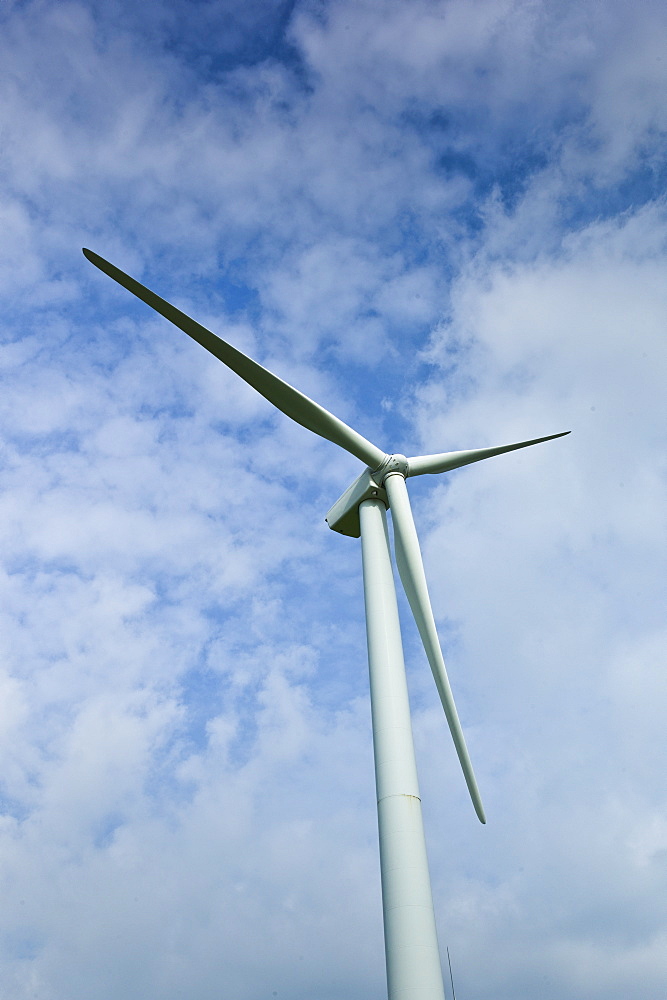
[383,473,486,823]
[83,249,387,470]
[407,431,570,478]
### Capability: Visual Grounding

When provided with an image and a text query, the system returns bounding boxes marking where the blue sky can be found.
[1,1,666,997]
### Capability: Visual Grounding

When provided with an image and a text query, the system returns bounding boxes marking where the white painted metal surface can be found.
[384,473,486,824]
[325,468,387,537]
[360,498,446,1000]
[406,431,569,477]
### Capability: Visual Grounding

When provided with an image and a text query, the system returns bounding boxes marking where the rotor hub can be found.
[374,453,409,482]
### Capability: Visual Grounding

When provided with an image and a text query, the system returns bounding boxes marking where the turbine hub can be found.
[375,453,409,482]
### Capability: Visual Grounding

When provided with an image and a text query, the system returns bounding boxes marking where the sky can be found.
[0,0,665,997]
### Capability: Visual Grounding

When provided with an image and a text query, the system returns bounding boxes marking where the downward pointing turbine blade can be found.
[82,249,387,469]
[383,473,486,823]
[407,431,570,478]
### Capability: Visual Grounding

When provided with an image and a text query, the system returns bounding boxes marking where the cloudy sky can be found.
[1,1,665,997]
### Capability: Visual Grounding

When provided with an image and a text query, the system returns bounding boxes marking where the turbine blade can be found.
[82,249,387,469]
[383,473,486,823]
[407,431,570,478]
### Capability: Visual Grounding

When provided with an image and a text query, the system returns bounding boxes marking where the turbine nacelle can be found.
[326,454,410,537]
[326,468,387,537]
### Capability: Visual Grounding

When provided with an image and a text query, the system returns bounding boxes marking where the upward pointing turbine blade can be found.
[407,431,570,478]
[82,249,387,470]
[383,472,486,823]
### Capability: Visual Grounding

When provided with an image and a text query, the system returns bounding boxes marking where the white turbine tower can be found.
[84,248,569,1000]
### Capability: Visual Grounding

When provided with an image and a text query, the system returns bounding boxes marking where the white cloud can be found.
[0,0,665,997]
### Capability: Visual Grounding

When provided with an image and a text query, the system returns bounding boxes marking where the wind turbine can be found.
[83,248,569,1000]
